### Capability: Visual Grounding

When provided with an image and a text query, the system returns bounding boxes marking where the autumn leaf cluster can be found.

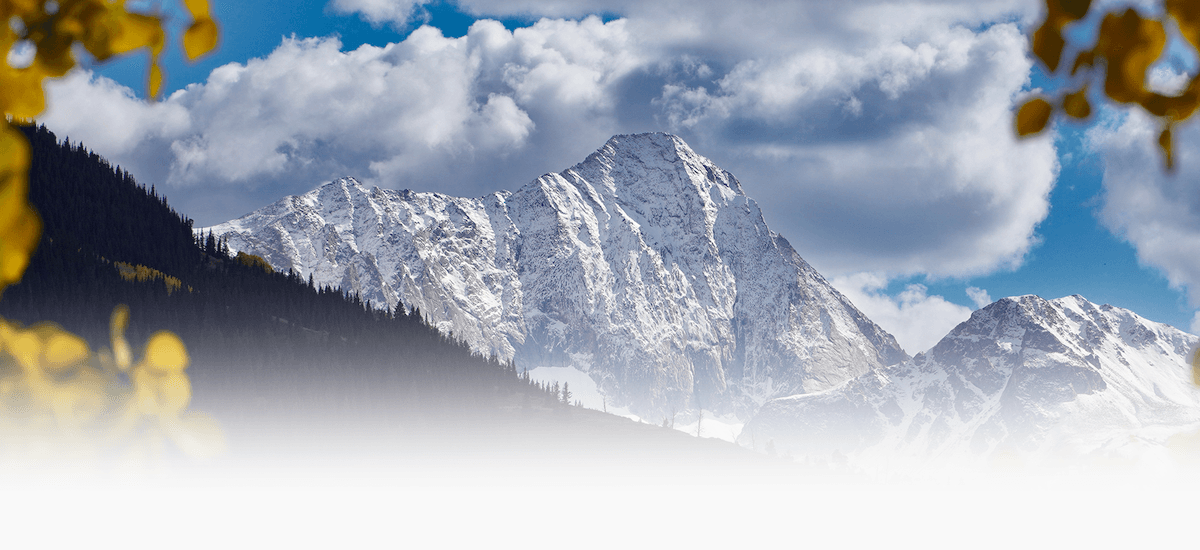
[0,306,224,467]
[0,1,220,466]
[1018,0,1200,170]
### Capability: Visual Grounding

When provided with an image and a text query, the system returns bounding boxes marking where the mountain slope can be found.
[204,133,908,417]
[740,295,1200,462]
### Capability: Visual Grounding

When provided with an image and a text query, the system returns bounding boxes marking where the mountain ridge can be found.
[203,132,908,418]
[740,293,1200,462]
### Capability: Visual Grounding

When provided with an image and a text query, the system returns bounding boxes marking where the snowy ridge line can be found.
[201,133,907,419]
[742,294,1200,465]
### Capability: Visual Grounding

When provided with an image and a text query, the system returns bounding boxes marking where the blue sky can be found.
[36,0,1200,353]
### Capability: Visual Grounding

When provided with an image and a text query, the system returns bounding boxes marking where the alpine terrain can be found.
[740,295,1200,462]
[202,133,908,417]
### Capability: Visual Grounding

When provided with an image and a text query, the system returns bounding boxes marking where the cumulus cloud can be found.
[329,0,426,27]
[832,273,974,355]
[42,19,636,223]
[41,0,1058,284]
[1089,108,1200,308]
[966,287,992,309]
[664,22,1058,278]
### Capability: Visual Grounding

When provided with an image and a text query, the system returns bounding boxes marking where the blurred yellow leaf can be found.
[1166,0,1200,52]
[155,372,191,415]
[1016,98,1054,136]
[1032,0,1093,71]
[1160,126,1174,171]
[110,304,131,370]
[0,3,224,467]
[1032,26,1066,72]
[1097,9,1165,105]
[44,331,88,370]
[1062,87,1091,119]
[1022,1,1200,170]
[142,331,188,374]
[107,13,164,56]
[148,62,162,100]
[183,17,218,60]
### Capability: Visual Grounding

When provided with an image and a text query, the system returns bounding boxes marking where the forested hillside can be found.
[0,126,566,454]
[0,125,771,468]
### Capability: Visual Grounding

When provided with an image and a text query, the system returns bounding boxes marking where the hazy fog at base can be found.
[5,462,1197,547]
[5,359,1199,547]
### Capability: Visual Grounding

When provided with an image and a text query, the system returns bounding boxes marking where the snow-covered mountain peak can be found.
[202,133,907,418]
[563,133,745,222]
[745,293,1200,462]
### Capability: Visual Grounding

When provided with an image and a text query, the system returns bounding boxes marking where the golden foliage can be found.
[0,306,225,466]
[1019,1,1200,170]
[1016,97,1054,135]
[235,251,274,274]
[0,1,222,466]
[114,260,188,295]
[0,0,219,296]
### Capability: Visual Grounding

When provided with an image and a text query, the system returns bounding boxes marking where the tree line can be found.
[0,125,567,427]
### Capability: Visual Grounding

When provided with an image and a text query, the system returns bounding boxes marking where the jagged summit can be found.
[201,133,907,418]
[742,294,1200,461]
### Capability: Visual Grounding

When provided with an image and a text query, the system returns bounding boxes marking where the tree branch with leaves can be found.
[0,0,222,467]
[1017,0,1200,171]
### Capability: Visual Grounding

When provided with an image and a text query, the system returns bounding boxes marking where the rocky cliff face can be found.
[741,295,1200,461]
[203,133,908,417]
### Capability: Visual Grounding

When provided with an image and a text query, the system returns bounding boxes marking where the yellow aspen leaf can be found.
[8,330,40,373]
[154,372,191,415]
[1062,87,1091,119]
[0,207,40,288]
[44,331,88,370]
[182,0,213,18]
[1056,0,1092,20]
[148,62,162,99]
[1016,97,1054,136]
[1141,88,1200,120]
[1159,126,1174,171]
[0,71,48,121]
[1166,0,1200,52]
[183,16,218,60]
[1070,50,1094,76]
[110,305,132,370]
[142,330,188,373]
[1097,9,1165,104]
[107,12,164,56]
[1032,25,1066,71]
[1032,0,1093,71]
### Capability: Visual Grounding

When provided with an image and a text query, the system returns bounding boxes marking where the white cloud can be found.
[832,273,974,355]
[329,0,425,27]
[41,0,1058,285]
[42,19,635,222]
[1089,108,1200,309]
[670,22,1057,278]
[966,287,992,309]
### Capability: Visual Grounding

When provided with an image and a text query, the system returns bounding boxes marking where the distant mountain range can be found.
[203,133,907,418]
[742,295,1200,462]
[204,133,1200,462]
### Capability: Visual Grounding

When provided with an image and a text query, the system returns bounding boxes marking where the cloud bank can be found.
[41,0,1056,288]
[1090,110,1200,310]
